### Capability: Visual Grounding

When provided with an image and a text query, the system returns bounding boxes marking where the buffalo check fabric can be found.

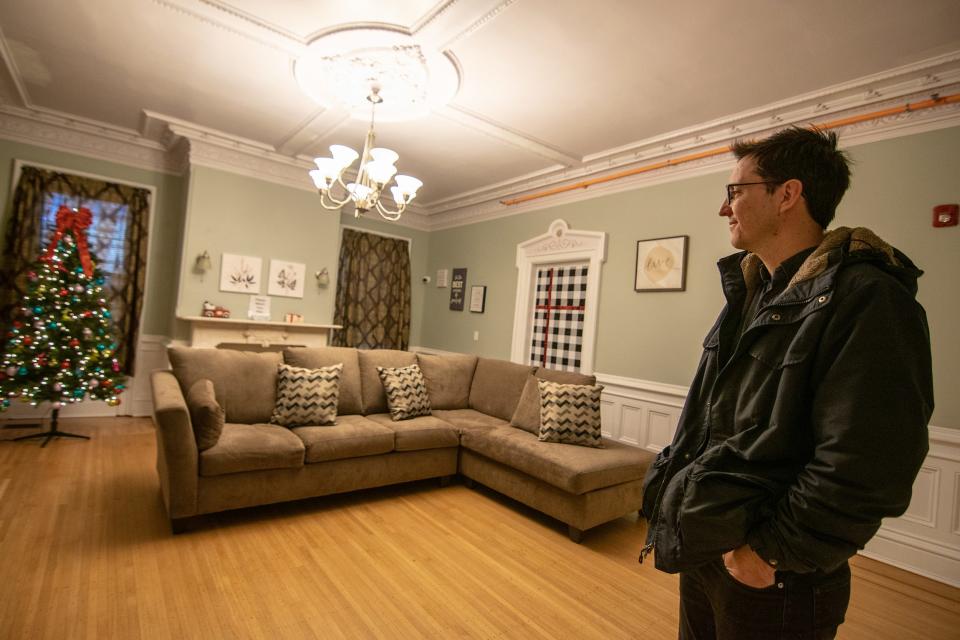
[529,264,587,372]
[537,379,604,448]
[377,364,432,421]
[270,363,342,427]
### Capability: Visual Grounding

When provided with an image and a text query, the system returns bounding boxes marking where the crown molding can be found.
[423,53,960,230]
[0,104,180,174]
[2,53,958,233]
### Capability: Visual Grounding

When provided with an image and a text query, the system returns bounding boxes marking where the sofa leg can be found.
[567,525,584,543]
[171,517,190,534]
[439,475,452,488]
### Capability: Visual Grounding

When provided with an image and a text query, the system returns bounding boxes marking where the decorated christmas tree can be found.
[0,205,126,445]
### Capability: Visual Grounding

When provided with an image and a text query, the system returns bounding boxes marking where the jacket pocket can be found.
[676,468,783,565]
[640,445,671,519]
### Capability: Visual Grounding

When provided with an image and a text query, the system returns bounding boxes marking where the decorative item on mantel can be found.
[284,313,304,324]
[201,300,231,318]
[248,295,270,322]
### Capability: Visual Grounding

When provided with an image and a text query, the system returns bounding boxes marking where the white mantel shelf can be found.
[178,315,341,349]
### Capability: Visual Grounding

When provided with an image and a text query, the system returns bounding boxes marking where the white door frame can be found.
[510,219,606,374]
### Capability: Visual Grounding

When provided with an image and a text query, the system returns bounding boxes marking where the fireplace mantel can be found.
[178,316,341,349]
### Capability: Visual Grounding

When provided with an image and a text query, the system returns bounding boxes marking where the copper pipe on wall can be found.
[500,92,960,207]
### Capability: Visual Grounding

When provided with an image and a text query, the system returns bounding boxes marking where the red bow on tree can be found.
[43,205,94,277]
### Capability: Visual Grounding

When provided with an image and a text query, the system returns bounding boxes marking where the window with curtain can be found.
[330,228,411,350]
[0,165,151,374]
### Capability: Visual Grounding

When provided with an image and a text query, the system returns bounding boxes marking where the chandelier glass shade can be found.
[309,87,422,221]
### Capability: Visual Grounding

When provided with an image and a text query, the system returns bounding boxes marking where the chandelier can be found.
[308,84,422,221]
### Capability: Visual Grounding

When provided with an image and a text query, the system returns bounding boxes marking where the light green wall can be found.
[175,167,430,346]
[421,127,960,428]
[0,139,185,336]
[3,127,956,427]
[176,166,340,336]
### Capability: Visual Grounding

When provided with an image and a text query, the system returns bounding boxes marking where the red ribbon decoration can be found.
[43,205,94,277]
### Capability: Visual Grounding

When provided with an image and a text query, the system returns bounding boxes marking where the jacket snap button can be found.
[770,313,782,321]
[818,295,828,303]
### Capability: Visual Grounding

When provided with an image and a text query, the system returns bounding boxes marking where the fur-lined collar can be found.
[739,226,901,292]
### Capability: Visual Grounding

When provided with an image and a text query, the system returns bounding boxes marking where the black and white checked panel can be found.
[529,264,588,372]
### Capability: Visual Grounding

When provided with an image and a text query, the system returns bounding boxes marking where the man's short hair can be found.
[731,127,851,228]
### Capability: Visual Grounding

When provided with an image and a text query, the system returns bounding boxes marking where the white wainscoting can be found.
[593,371,960,587]
[1,333,169,420]
[861,425,960,587]
[594,372,686,453]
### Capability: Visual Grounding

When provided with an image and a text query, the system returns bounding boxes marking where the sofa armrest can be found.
[151,369,198,519]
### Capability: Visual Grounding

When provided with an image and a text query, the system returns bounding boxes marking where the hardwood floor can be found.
[1,417,957,639]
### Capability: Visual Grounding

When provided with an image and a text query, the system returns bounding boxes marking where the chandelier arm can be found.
[374,199,405,221]
[319,189,349,210]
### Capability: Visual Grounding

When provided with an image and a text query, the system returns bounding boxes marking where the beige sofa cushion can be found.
[510,369,597,434]
[431,409,509,434]
[460,427,651,495]
[283,347,362,415]
[358,349,417,415]
[365,413,460,451]
[416,353,478,409]
[185,379,225,451]
[292,414,394,463]
[199,422,305,476]
[169,347,280,424]
[467,358,535,421]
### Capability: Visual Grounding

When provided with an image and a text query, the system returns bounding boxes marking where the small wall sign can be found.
[450,268,467,311]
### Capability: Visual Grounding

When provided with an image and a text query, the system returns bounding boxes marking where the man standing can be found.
[640,127,933,639]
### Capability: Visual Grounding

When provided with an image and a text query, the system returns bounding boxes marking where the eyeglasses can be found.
[725,181,782,204]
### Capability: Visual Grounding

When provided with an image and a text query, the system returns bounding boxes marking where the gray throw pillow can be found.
[186,378,225,451]
[377,364,432,421]
[537,379,604,448]
[270,363,342,427]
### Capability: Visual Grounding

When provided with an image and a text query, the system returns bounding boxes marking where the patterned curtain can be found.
[330,228,411,349]
[0,166,151,374]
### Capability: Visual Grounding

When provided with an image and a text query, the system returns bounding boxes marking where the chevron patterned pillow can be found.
[377,364,432,421]
[537,379,605,448]
[270,363,342,427]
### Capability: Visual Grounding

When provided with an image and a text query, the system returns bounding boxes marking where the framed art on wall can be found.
[635,235,689,292]
[267,259,306,298]
[219,253,262,293]
[450,268,467,310]
[469,285,486,313]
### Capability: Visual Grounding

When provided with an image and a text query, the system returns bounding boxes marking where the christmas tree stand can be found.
[13,408,89,447]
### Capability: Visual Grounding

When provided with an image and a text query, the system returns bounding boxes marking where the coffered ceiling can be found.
[1,0,959,229]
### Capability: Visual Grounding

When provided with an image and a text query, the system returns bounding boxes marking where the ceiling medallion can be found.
[294,28,461,122]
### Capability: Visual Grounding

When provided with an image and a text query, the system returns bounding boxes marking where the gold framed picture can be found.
[635,235,689,292]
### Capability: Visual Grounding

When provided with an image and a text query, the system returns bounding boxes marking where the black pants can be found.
[678,559,851,640]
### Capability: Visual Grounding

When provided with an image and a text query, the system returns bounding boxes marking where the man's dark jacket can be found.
[641,227,934,574]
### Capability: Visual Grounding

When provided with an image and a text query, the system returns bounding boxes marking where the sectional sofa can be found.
[151,346,654,541]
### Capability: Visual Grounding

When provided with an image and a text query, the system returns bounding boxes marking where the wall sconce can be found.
[315,267,330,288]
[194,250,212,277]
